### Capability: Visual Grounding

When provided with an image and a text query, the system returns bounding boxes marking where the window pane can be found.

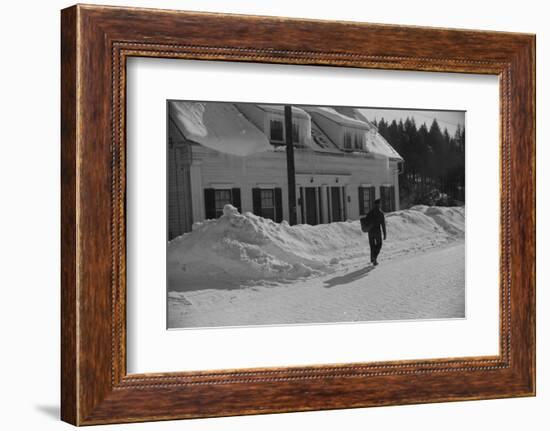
[292,123,300,143]
[258,189,276,220]
[214,189,232,216]
[363,188,371,212]
[344,131,352,149]
[261,189,274,208]
[354,133,363,149]
[270,120,283,141]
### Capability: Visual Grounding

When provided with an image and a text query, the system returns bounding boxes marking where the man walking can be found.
[362,199,387,266]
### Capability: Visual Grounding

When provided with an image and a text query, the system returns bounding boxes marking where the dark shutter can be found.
[204,188,216,219]
[299,187,305,223]
[326,187,331,223]
[342,186,347,220]
[390,186,396,211]
[231,188,241,213]
[358,186,365,216]
[274,188,283,223]
[252,188,262,216]
[317,187,323,224]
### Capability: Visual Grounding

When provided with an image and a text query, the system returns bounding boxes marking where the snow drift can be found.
[168,204,464,286]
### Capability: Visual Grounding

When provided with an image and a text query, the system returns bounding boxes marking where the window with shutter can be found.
[364,187,374,213]
[231,188,241,213]
[214,189,232,217]
[252,188,282,222]
[252,188,262,216]
[204,188,216,220]
[358,187,365,216]
[359,186,375,215]
[204,188,241,219]
[260,189,275,220]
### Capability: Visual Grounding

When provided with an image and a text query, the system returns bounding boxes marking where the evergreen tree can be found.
[374,115,465,207]
[374,118,465,207]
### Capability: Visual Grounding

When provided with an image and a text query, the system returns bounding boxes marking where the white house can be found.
[168,101,403,239]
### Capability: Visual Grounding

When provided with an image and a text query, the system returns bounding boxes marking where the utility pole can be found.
[285,105,297,225]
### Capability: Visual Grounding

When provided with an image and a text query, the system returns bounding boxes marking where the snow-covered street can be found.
[167,205,465,328]
[168,241,464,328]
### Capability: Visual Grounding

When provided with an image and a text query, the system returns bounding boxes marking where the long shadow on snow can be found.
[323,265,375,288]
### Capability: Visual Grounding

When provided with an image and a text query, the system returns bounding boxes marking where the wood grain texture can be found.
[60,5,78,425]
[60,4,536,425]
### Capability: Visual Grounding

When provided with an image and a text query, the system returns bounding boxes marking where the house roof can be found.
[338,107,403,160]
[363,128,403,160]
[169,101,272,157]
[305,106,370,129]
[305,106,403,160]
[309,119,341,153]
[256,104,311,120]
[170,101,403,161]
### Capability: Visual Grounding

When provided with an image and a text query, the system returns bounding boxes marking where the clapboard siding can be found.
[168,139,401,234]
[167,142,193,239]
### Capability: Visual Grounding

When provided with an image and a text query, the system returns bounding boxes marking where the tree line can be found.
[374,117,465,208]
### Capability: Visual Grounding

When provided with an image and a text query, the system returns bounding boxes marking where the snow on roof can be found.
[169,101,272,157]
[256,104,310,120]
[306,106,403,160]
[364,128,403,160]
[309,119,341,153]
[170,101,402,160]
[334,107,402,160]
[305,106,370,129]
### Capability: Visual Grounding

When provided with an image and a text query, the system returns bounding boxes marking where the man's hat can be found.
[374,198,381,205]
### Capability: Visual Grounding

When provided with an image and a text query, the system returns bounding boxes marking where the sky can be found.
[359,108,465,136]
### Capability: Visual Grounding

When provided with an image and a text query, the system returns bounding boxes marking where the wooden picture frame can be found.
[61,4,535,425]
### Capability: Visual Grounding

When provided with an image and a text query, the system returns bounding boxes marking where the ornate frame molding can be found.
[61,5,535,425]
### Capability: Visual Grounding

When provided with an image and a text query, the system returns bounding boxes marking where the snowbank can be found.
[409,205,466,237]
[168,204,464,286]
[169,101,272,156]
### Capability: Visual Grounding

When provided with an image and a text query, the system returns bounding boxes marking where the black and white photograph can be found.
[166,101,466,329]
[1,0,543,428]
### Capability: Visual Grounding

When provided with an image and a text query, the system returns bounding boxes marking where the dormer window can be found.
[269,116,302,145]
[343,128,364,151]
[354,133,364,150]
[343,130,352,149]
[270,119,284,142]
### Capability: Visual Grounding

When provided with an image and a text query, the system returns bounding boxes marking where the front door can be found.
[305,187,318,225]
[331,187,342,222]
